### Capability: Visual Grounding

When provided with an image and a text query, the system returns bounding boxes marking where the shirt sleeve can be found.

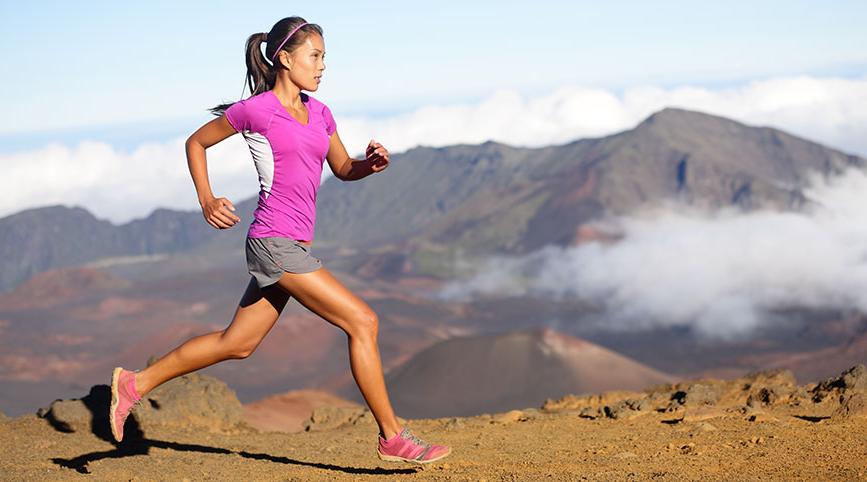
[224,99,251,132]
[322,104,337,136]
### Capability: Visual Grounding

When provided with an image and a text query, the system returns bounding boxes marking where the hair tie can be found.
[270,22,308,62]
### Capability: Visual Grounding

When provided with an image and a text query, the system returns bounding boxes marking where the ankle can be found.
[132,371,147,398]
[380,425,403,441]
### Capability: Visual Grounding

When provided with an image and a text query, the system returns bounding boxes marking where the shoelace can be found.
[121,384,144,416]
[402,429,431,448]
[121,398,143,418]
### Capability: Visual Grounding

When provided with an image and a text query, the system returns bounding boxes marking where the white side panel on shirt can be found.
[242,131,275,200]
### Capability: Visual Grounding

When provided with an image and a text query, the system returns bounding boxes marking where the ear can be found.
[278,51,293,70]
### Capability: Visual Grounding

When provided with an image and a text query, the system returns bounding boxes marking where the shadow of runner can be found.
[52,437,419,476]
[44,383,418,476]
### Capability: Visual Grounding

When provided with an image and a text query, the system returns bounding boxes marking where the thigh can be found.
[273,266,374,333]
[223,276,292,343]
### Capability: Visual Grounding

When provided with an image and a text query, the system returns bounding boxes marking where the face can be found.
[281,33,326,91]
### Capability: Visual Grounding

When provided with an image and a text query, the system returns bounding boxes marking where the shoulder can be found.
[240,91,274,108]
[225,91,276,132]
[304,93,333,114]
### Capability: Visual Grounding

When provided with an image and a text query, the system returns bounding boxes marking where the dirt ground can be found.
[2,399,866,481]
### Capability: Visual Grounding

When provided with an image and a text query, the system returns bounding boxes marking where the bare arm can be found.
[185,115,242,229]
[326,130,390,181]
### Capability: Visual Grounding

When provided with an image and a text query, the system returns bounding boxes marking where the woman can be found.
[109,16,452,465]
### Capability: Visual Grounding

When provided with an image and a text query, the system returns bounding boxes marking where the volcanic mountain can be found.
[2,107,862,290]
[378,327,674,418]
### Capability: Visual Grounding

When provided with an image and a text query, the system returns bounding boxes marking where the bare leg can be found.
[133,277,291,395]
[273,267,403,440]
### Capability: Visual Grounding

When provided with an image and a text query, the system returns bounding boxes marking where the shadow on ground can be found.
[43,384,416,476]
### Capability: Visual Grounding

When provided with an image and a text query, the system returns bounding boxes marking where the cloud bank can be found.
[437,167,867,339]
[1,74,865,223]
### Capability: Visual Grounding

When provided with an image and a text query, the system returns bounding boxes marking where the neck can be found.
[272,78,304,108]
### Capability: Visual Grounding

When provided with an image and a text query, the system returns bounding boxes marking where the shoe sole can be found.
[109,367,123,442]
[377,447,452,464]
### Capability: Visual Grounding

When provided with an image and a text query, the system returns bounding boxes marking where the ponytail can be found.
[209,17,323,117]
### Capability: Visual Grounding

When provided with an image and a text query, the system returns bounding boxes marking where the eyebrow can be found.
[311,48,326,53]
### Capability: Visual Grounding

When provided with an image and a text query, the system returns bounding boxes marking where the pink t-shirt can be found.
[225,90,336,242]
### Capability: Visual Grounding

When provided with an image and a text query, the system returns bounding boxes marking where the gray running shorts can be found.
[245,236,323,288]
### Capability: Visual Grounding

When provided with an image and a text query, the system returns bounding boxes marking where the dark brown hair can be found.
[209,16,324,116]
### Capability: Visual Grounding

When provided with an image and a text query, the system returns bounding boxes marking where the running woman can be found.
[109,16,452,465]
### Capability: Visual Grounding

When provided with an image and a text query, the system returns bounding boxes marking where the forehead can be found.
[300,33,325,51]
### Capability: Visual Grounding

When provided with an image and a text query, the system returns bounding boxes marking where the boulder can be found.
[37,372,248,438]
[832,392,867,419]
[812,365,867,402]
[303,406,368,432]
[132,372,247,434]
[604,398,651,420]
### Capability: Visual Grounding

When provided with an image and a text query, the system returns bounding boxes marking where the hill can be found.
[380,327,673,418]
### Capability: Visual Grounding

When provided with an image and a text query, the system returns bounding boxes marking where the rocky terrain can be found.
[1,364,865,480]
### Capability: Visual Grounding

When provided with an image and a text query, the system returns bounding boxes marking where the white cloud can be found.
[0,136,259,223]
[1,74,865,223]
[338,73,867,157]
[437,167,867,339]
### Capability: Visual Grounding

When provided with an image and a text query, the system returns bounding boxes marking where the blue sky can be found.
[2,0,865,149]
[1,0,866,223]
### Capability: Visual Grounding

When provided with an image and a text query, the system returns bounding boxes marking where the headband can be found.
[270,22,308,62]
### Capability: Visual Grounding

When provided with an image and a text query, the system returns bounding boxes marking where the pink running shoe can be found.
[377,427,452,464]
[109,367,143,442]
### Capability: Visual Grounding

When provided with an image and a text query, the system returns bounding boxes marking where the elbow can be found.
[185,135,208,154]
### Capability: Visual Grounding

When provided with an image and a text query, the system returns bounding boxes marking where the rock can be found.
[742,369,797,389]
[37,373,248,437]
[443,417,465,430]
[133,373,247,434]
[37,386,111,436]
[670,383,721,407]
[541,391,644,412]
[303,406,367,432]
[832,392,867,419]
[838,365,867,391]
[743,370,797,408]
[682,406,727,423]
[746,387,781,407]
[812,365,867,402]
[491,410,526,424]
[604,398,650,420]
[579,407,602,419]
[351,409,376,426]
[39,398,93,433]
[522,408,542,420]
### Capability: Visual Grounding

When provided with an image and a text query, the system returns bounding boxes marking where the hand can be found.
[365,139,390,172]
[201,196,240,229]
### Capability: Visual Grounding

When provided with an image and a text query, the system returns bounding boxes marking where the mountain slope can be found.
[380,327,674,418]
[315,107,864,256]
[3,107,864,291]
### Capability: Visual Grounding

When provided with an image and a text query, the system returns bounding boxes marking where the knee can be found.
[347,310,379,340]
[222,337,259,360]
